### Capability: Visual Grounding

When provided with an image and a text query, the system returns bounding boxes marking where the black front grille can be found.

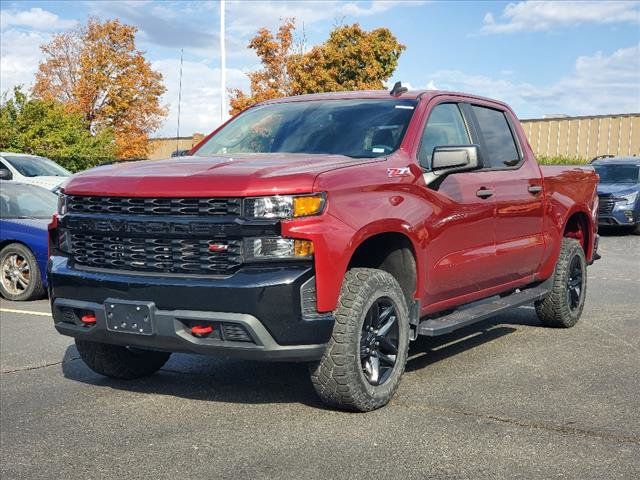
[70,234,242,275]
[598,195,615,216]
[67,196,242,216]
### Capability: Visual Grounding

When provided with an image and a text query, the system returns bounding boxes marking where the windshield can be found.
[194,99,417,158]
[3,155,71,177]
[0,183,57,219]
[594,164,640,184]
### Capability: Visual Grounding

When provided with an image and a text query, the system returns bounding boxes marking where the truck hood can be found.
[62,153,369,197]
[597,183,639,196]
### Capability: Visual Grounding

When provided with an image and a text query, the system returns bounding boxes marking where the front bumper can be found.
[48,257,333,361]
[598,204,639,226]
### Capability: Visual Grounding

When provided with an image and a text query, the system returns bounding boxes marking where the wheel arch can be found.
[563,209,593,259]
[346,228,420,308]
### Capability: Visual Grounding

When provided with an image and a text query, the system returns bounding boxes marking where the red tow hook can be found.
[80,314,96,325]
[191,325,213,337]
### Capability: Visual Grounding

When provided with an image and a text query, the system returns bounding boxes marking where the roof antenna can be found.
[390,81,408,96]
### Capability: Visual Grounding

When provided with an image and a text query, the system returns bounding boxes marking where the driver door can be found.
[417,102,498,307]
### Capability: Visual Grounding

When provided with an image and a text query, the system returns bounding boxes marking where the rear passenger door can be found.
[470,104,545,284]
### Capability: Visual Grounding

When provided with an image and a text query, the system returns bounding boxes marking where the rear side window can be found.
[472,106,520,168]
[418,103,471,169]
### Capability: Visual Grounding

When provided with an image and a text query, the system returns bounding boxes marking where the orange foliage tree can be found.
[229,20,405,116]
[33,18,166,159]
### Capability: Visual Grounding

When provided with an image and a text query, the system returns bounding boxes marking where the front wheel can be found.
[535,238,587,328]
[309,268,410,412]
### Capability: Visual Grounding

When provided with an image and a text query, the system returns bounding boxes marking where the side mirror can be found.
[0,169,12,180]
[432,145,481,175]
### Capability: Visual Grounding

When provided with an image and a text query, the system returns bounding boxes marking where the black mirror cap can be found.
[431,145,482,175]
[0,169,12,180]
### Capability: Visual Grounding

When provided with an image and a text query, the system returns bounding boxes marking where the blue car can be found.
[592,157,640,234]
[0,183,57,301]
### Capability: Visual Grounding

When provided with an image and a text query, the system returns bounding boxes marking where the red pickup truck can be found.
[49,87,599,411]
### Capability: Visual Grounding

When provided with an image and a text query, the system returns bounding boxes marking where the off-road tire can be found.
[535,238,587,328]
[75,340,171,379]
[0,243,45,301]
[309,268,410,412]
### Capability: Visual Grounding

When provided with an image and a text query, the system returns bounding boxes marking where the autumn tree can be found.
[0,87,115,172]
[33,18,166,159]
[229,20,405,115]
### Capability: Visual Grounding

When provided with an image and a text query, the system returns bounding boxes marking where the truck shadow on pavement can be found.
[60,307,540,409]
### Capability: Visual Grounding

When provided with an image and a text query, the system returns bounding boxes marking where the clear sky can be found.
[1,0,639,137]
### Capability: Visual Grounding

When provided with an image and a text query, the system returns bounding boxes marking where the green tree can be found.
[0,87,115,172]
[229,20,405,115]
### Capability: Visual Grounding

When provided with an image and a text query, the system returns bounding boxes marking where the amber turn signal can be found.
[293,194,325,217]
[294,239,314,257]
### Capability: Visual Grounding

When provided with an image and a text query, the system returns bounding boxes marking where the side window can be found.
[418,103,471,169]
[472,106,520,168]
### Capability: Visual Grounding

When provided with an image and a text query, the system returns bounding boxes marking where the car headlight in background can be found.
[617,192,638,205]
[57,193,68,215]
[243,237,314,261]
[243,194,325,219]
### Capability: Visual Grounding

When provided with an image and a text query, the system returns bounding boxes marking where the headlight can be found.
[243,194,325,219]
[243,237,313,261]
[57,193,68,215]
[617,192,638,205]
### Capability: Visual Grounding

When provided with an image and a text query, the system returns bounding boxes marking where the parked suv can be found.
[592,156,640,234]
[48,89,599,411]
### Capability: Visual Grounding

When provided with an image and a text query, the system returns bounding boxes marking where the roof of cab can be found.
[258,89,513,111]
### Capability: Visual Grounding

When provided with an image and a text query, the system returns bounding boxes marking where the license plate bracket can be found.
[104,299,154,335]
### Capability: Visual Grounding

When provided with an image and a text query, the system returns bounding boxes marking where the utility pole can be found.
[176,48,184,155]
[220,0,226,124]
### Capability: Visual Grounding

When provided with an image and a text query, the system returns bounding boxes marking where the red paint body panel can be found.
[61,90,599,317]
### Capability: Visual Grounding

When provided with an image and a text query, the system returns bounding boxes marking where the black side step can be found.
[417,285,550,337]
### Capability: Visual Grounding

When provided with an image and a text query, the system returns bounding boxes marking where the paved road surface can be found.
[1,233,639,479]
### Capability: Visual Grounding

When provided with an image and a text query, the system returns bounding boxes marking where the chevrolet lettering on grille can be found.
[64,217,239,237]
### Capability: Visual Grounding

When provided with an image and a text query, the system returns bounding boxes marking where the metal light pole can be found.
[176,48,184,154]
[220,0,226,123]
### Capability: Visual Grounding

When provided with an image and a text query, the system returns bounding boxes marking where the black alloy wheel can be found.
[566,255,584,311]
[360,297,399,386]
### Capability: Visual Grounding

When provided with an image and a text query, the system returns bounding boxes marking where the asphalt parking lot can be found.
[1,233,639,479]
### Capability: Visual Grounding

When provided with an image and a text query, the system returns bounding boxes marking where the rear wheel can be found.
[0,243,44,301]
[309,268,410,412]
[535,238,587,328]
[75,340,171,379]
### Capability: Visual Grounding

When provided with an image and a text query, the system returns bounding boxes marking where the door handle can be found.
[528,185,543,194]
[476,188,494,199]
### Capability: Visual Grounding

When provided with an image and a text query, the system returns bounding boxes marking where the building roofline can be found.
[521,112,640,122]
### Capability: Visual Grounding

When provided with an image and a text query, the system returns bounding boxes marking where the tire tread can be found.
[309,268,409,412]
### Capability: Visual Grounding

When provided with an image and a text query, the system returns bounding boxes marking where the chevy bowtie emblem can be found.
[208,243,228,252]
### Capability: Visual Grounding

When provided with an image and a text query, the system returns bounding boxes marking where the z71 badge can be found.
[387,167,411,178]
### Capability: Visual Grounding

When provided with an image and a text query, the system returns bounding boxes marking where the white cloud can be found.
[424,44,640,117]
[0,7,77,31]
[152,58,249,137]
[481,1,640,34]
[0,29,49,93]
[225,0,426,36]
[0,7,78,95]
